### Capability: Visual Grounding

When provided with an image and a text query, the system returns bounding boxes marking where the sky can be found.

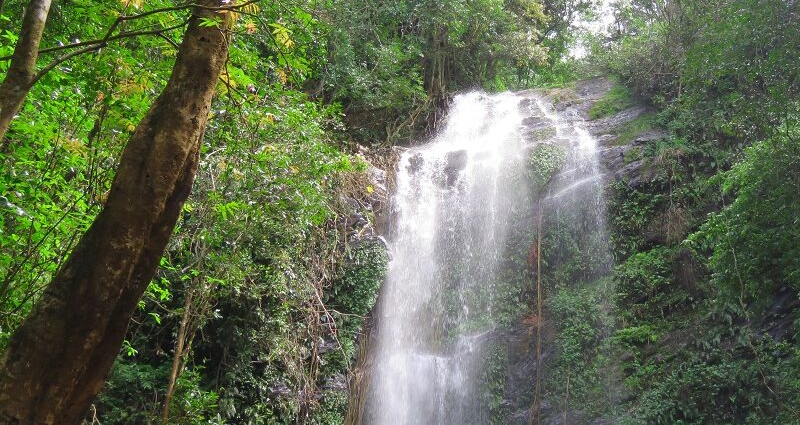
[569,0,617,59]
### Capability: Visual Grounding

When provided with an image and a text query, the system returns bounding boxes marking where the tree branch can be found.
[30,22,188,86]
[0,0,262,62]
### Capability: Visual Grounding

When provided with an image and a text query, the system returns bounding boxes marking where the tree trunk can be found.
[422,24,449,131]
[161,288,194,424]
[0,2,230,423]
[0,0,52,148]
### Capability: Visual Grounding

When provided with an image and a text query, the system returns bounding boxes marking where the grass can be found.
[612,113,658,146]
[589,83,635,119]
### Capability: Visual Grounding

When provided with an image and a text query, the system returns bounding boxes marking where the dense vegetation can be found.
[536,0,800,422]
[0,0,798,422]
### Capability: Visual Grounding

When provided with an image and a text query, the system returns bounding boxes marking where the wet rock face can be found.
[407,153,424,174]
[443,149,468,186]
[492,324,612,425]
[522,116,551,129]
[532,77,669,188]
[585,105,650,137]
[492,78,664,425]
[596,131,667,188]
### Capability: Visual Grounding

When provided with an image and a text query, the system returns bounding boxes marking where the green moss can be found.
[528,127,557,142]
[529,142,567,193]
[481,344,510,424]
[612,113,658,146]
[589,83,635,119]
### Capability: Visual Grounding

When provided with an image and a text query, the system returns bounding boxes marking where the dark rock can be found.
[323,374,348,391]
[522,116,551,129]
[575,77,615,100]
[631,129,669,144]
[596,134,617,146]
[443,150,468,186]
[407,153,424,174]
[343,196,361,210]
[348,212,368,229]
[585,106,650,136]
[756,285,800,341]
[612,159,658,188]
[319,337,340,355]
[368,165,388,209]
[598,145,631,173]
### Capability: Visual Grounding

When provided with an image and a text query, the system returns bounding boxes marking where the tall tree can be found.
[0,0,52,147]
[0,1,232,423]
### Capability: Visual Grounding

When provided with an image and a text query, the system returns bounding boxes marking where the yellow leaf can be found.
[366,185,375,194]
[220,71,237,88]
[276,68,288,84]
[120,0,143,9]
[240,2,260,14]
[272,23,295,48]
[62,138,86,155]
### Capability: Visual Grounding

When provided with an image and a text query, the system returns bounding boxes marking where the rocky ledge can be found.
[537,77,668,189]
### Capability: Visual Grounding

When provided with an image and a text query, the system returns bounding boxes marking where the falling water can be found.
[364,92,530,424]
[363,90,614,424]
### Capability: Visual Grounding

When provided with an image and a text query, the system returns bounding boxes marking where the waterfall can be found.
[362,90,612,424]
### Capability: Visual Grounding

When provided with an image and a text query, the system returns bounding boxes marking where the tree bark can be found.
[0,2,229,423]
[0,0,52,148]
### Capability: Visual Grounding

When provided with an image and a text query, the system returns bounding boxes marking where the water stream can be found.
[363,91,610,424]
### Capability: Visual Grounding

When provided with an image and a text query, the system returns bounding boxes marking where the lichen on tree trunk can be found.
[0,2,230,423]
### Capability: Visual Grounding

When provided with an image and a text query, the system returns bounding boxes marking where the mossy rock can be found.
[611,113,658,146]
[527,127,557,142]
[589,83,635,119]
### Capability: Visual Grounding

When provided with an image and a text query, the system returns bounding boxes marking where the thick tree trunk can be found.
[0,0,52,148]
[0,2,229,423]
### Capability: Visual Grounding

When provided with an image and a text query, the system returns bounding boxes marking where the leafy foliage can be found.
[529,142,567,192]
[691,127,800,305]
